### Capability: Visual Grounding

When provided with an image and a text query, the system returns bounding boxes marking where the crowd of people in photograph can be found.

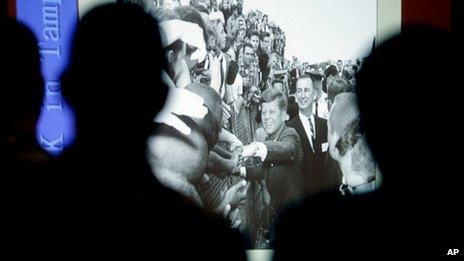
[3,0,462,257]
[128,0,376,248]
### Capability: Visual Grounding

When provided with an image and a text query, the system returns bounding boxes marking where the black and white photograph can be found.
[138,0,379,249]
[4,0,463,258]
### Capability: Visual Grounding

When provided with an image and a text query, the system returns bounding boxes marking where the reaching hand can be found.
[229,208,241,229]
[219,180,248,229]
[221,205,242,229]
[228,135,243,151]
[219,129,243,151]
[240,143,258,158]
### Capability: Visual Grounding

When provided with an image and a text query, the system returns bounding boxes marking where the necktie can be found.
[308,117,315,141]
[308,117,316,153]
[219,57,224,96]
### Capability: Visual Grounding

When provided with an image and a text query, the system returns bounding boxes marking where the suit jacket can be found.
[287,115,342,196]
[245,126,304,211]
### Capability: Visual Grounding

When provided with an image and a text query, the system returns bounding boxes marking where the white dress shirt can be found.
[298,104,317,152]
[209,52,227,99]
[316,93,330,120]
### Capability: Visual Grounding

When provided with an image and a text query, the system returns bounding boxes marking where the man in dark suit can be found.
[287,75,341,196]
[240,88,303,211]
[236,88,303,247]
[274,27,464,259]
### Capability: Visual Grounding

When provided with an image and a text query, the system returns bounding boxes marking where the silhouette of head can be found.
[62,3,167,147]
[1,1,8,19]
[356,27,463,196]
[1,19,44,135]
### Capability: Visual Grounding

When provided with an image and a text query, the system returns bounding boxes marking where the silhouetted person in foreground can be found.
[1,18,47,173]
[51,3,245,259]
[1,18,54,236]
[273,27,463,259]
[1,1,8,19]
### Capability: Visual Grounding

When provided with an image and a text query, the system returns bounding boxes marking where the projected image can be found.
[16,0,78,155]
[136,0,378,249]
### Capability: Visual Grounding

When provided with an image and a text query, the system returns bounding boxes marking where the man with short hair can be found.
[328,93,376,196]
[271,80,286,96]
[234,43,260,145]
[242,43,256,67]
[219,0,232,24]
[235,27,246,47]
[259,32,271,55]
[237,88,303,247]
[327,76,353,110]
[239,43,260,103]
[287,75,342,196]
[248,30,260,52]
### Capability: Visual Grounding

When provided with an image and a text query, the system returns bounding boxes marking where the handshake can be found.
[229,142,266,175]
[209,129,266,178]
[209,142,265,178]
[240,142,265,158]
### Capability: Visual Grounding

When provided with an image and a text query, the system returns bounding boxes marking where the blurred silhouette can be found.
[1,17,46,171]
[1,18,52,242]
[273,27,463,259]
[1,1,7,19]
[2,3,246,259]
[59,3,168,204]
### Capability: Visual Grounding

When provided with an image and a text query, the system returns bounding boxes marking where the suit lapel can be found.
[314,116,328,154]
[294,115,312,154]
